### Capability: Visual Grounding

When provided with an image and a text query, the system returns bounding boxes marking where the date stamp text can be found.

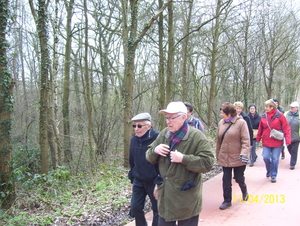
[233,194,285,203]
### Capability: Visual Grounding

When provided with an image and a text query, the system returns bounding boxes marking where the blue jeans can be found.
[262,146,282,178]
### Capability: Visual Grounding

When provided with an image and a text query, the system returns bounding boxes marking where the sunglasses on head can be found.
[132,124,147,128]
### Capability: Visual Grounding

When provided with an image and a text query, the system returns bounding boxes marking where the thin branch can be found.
[134,0,172,46]
[175,0,233,47]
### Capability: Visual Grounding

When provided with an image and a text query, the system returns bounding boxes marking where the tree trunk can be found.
[96,30,110,160]
[35,0,50,174]
[158,0,165,131]
[181,0,193,101]
[207,0,221,127]
[122,0,138,168]
[47,0,60,170]
[166,2,173,103]
[0,0,14,207]
[121,0,172,167]
[83,0,94,171]
[62,0,74,164]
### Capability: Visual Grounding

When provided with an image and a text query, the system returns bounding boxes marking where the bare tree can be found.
[165,1,174,104]
[29,0,51,173]
[3,0,300,176]
[207,0,223,127]
[62,0,75,164]
[83,0,94,170]
[258,1,300,100]
[90,0,122,160]
[121,0,171,167]
[0,0,14,207]
[181,0,193,101]
[158,0,166,130]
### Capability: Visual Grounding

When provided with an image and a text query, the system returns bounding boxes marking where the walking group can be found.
[127,99,300,225]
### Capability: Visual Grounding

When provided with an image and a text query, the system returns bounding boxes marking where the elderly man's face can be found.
[132,121,151,137]
[165,113,187,133]
[290,106,298,113]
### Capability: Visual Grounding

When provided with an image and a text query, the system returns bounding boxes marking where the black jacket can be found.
[248,112,261,130]
[241,111,253,145]
[128,128,159,185]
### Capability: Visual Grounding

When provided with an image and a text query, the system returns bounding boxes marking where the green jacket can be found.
[146,126,214,221]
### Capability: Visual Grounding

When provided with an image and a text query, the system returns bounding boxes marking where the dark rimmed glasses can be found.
[165,114,183,122]
[132,124,147,128]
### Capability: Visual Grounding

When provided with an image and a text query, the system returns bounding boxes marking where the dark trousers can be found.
[287,141,300,166]
[250,140,258,164]
[158,215,199,226]
[130,183,158,226]
[222,165,247,203]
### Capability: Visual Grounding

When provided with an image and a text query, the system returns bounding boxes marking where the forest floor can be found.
[0,160,222,226]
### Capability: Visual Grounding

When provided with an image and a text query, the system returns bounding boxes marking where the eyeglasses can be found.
[165,114,182,122]
[132,124,147,128]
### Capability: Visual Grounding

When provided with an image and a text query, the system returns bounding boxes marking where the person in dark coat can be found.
[128,112,159,226]
[285,101,300,170]
[184,102,205,132]
[248,104,261,166]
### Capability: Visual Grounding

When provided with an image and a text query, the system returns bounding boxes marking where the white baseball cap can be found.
[290,101,299,108]
[159,101,187,114]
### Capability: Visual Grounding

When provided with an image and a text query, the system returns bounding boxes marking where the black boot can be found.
[239,183,248,201]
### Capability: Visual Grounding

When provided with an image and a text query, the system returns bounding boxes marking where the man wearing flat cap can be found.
[285,101,300,170]
[146,101,214,226]
[128,112,159,226]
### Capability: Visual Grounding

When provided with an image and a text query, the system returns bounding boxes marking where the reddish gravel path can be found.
[126,148,300,226]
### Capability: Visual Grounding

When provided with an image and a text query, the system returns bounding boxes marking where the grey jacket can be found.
[285,111,300,142]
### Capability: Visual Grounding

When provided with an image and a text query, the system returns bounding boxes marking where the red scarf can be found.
[266,109,276,120]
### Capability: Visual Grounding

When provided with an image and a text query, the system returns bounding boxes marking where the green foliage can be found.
[12,165,70,190]
[206,127,217,138]
[0,160,132,225]
[12,146,41,174]
[5,211,54,226]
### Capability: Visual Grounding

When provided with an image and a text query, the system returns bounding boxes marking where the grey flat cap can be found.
[131,112,151,121]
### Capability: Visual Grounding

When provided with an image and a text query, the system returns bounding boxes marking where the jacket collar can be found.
[262,109,281,119]
[248,112,259,119]
[164,126,190,141]
[222,115,241,124]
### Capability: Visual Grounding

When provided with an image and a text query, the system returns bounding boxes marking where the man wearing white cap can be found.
[285,101,300,170]
[128,112,159,226]
[146,102,214,226]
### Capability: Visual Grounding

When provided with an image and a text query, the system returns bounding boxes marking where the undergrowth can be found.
[0,162,132,226]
